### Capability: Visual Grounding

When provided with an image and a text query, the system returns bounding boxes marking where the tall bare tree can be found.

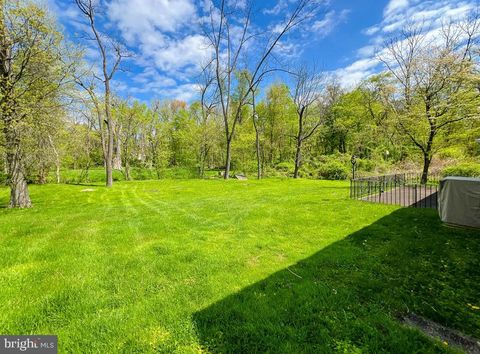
[204,0,321,179]
[291,66,323,178]
[74,74,107,165]
[251,86,262,179]
[75,0,128,187]
[197,64,218,177]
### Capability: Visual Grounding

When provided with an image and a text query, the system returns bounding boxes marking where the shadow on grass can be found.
[194,208,480,353]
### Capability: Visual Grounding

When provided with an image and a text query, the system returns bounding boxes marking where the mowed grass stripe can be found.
[0,179,478,353]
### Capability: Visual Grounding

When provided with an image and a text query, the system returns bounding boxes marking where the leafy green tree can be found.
[112,99,149,180]
[380,23,480,183]
[0,0,76,207]
[261,84,296,166]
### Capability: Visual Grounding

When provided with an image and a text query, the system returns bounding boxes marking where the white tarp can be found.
[438,176,480,228]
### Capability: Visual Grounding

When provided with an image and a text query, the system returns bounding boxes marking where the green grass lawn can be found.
[0,179,478,353]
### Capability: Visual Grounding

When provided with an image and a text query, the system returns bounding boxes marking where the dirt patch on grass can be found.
[400,313,480,354]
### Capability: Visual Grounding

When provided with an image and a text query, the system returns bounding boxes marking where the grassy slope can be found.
[0,180,478,353]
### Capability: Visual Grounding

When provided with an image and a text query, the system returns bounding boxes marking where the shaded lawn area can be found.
[0,179,478,353]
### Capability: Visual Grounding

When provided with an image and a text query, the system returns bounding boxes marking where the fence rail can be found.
[350,173,439,209]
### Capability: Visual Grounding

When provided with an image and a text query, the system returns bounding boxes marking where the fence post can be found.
[378,181,381,203]
[413,183,418,208]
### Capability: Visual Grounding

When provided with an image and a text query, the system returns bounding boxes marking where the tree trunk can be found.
[122,142,131,181]
[55,163,60,184]
[151,150,161,179]
[125,161,130,181]
[199,142,208,178]
[253,117,262,179]
[113,154,122,170]
[112,123,122,170]
[9,164,31,208]
[269,125,274,165]
[224,138,231,180]
[96,107,107,166]
[199,149,205,178]
[106,129,114,187]
[420,122,435,184]
[293,138,302,179]
[47,135,61,184]
[104,83,114,187]
[252,94,262,180]
[38,165,47,184]
[4,120,31,208]
[420,153,431,185]
[255,128,261,180]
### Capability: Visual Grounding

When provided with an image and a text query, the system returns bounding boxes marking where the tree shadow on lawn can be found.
[194,208,480,353]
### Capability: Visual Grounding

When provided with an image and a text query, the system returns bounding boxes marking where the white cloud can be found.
[312,9,350,38]
[379,1,475,35]
[103,0,211,101]
[106,0,211,74]
[227,0,247,10]
[132,67,177,87]
[332,0,477,88]
[51,0,479,101]
[170,84,200,102]
[151,35,212,72]
[384,0,409,16]
[156,83,200,102]
[331,57,379,88]
[263,0,289,15]
[363,26,380,36]
[108,0,196,43]
[273,41,302,58]
[356,45,375,58]
[46,0,91,33]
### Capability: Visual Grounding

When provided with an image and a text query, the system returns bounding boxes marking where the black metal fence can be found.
[350,173,439,209]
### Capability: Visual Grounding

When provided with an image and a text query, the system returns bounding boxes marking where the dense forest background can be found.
[12,79,477,184]
[1,0,480,207]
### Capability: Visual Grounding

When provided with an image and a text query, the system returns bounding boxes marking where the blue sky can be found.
[46,0,477,103]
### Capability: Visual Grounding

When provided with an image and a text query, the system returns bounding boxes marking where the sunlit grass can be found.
[0,179,478,353]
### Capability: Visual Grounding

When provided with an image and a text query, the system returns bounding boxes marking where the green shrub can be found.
[274,161,294,172]
[316,153,350,166]
[357,158,376,172]
[296,163,313,178]
[442,163,480,178]
[318,161,349,180]
[438,146,464,159]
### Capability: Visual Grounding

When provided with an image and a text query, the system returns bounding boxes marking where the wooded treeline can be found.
[1,0,480,207]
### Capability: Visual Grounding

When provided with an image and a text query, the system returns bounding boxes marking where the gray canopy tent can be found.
[438,176,480,229]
